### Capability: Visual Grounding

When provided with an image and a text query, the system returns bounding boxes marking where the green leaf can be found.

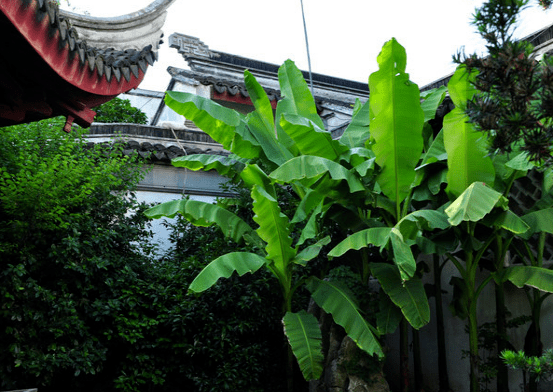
[306,277,384,357]
[370,263,430,329]
[277,60,324,129]
[251,184,296,279]
[492,210,530,234]
[293,236,331,266]
[417,129,447,168]
[340,100,370,148]
[280,114,349,160]
[445,182,507,226]
[244,70,274,133]
[369,38,424,210]
[377,293,403,335]
[520,208,553,239]
[420,85,447,122]
[240,164,276,199]
[443,66,495,198]
[275,60,323,154]
[494,266,553,293]
[164,91,261,159]
[171,154,245,179]
[389,228,417,281]
[189,252,267,293]
[244,70,294,167]
[283,311,324,381]
[270,156,365,194]
[145,199,255,244]
[395,210,450,240]
[328,227,392,258]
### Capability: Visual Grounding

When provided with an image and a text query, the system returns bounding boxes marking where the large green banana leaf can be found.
[420,86,447,123]
[164,91,261,159]
[293,236,331,266]
[306,277,384,357]
[144,199,255,244]
[445,182,508,226]
[377,293,403,335]
[519,208,553,239]
[171,154,245,180]
[327,226,416,280]
[443,65,495,198]
[368,38,424,211]
[493,266,553,293]
[277,60,324,128]
[275,60,323,154]
[370,263,430,329]
[490,210,530,234]
[244,70,294,166]
[389,228,417,281]
[280,113,349,160]
[395,210,450,240]
[282,311,324,381]
[328,227,391,258]
[340,99,370,149]
[240,164,277,199]
[189,252,268,293]
[270,156,365,194]
[251,184,296,282]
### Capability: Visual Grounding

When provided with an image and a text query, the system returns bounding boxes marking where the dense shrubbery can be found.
[0,115,296,391]
[93,97,149,125]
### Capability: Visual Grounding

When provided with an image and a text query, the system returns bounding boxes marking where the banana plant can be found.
[145,165,383,385]
[145,61,386,388]
[441,64,553,392]
[269,38,453,391]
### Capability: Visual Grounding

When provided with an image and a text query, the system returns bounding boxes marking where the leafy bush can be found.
[93,97,149,125]
[0,118,156,390]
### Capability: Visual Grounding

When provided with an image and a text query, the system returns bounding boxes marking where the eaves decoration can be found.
[0,0,175,131]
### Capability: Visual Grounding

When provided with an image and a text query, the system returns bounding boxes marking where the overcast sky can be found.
[61,0,553,92]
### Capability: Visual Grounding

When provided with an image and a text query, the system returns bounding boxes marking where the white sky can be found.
[61,0,553,92]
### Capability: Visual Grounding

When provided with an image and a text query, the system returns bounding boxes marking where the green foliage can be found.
[0,118,155,389]
[501,349,553,381]
[93,97,148,124]
[456,0,553,165]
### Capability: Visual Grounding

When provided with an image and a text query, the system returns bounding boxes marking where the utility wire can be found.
[299,0,314,97]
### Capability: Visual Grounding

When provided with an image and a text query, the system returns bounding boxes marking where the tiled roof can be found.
[0,0,169,130]
[86,123,227,163]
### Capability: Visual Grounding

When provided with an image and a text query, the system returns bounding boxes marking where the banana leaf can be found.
[445,182,508,226]
[328,227,392,258]
[519,208,553,239]
[164,91,262,159]
[270,155,365,194]
[340,99,370,149]
[251,184,296,281]
[145,199,256,244]
[189,252,268,293]
[443,65,495,198]
[244,70,294,166]
[275,60,322,154]
[280,113,348,160]
[306,277,384,357]
[370,263,430,329]
[493,266,553,293]
[377,293,403,335]
[283,310,324,380]
[420,85,447,122]
[368,38,424,211]
[293,236,331,266]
